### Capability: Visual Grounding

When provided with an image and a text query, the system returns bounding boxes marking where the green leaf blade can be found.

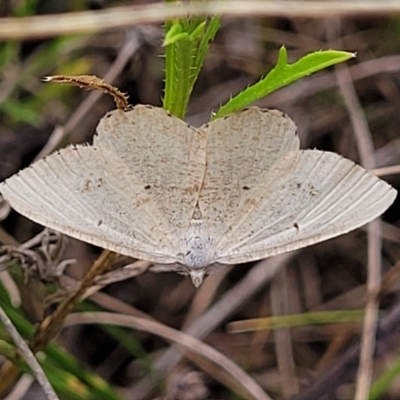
[213,47,355,119]
[162,8,221,119]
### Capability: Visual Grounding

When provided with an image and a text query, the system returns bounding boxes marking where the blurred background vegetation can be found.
[0,1,400,399]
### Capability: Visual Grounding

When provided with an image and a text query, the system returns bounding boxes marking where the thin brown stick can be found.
[270,267,299,397]
[336,66,376,169]
[2,1,400,41]
[0,227,19,246]
[31,250,116,351]
[0,305,59,400]
[182,267,230,329]
[372,164,400,177]
[43,75,129,110]
[35,29,142,161]
[334,41,382,400]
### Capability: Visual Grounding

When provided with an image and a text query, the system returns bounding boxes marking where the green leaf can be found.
[162,8,221,119]
[163,32,190,46]
[189,21,206,40]
[191,16,221,88]
[13,0,40,17]
[1,100,40,124]
[369,356,400,399]
[229,310,365,332]
[213,47,355,119]
[163,22,186,46]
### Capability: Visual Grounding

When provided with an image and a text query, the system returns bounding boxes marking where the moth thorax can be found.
[182,228,213,268]
[184,235,208,267]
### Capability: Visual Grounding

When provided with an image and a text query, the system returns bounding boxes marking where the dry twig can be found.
[65,311,272,400]
[2,1,400,40]
[0,305,59,400]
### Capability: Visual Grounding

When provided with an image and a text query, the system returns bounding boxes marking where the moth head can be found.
[187,267,207,288]
[185,263,229,287]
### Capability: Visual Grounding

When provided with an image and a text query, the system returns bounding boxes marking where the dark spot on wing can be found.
[192,184,200,192]
[244,197,257,207]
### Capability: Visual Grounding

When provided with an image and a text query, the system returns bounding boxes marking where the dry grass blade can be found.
[128,254,294,399]
[270,268,299,397]
[65,311,273,400]
[373,164,400,177]
[2,1,400,40]
[0,305,59,400]
[290,300,400,400]
[333,21,382,399]
[4,375,34,400]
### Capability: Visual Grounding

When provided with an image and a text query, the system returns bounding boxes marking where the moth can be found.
[1,92,396,287]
